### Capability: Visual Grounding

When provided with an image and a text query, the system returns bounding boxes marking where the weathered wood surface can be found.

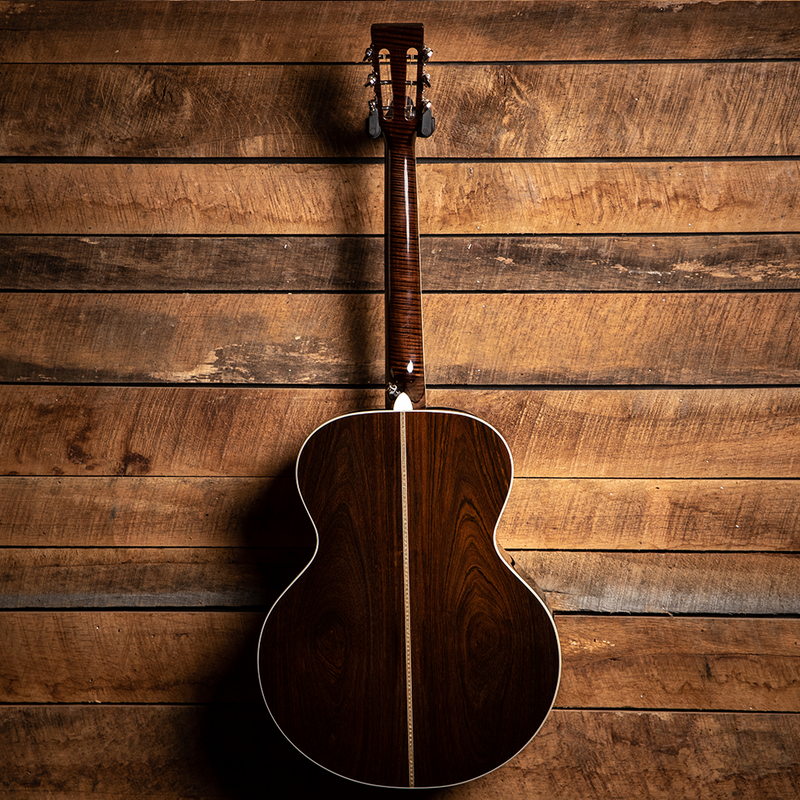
[517,552,800,614]
[0,611,266,704]
[1,386,798,479]
[0,547,301,610]
[2,613,798,711]
[2,0,798,794]
[3,234,800,293]
[3,292,799,386]
[502,478,800,552]
[4,62,799,158]
[1,706,798,799]
[1,548,796,614]
[451,711,800,800]
[0,476,310,548]
[3,161,799,235]
[4,1,799,63]
[557,616,800,712]
[3,476,798,552]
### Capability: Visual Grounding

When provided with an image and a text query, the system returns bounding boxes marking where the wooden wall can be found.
[1,1,799,797]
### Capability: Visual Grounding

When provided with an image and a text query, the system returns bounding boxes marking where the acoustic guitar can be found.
[258,23,560,788]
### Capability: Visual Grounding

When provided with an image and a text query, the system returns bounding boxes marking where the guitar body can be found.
[258,409,560,788]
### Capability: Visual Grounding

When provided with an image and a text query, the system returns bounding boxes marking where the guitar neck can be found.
[384,136,425,409]
[367,23,433,411]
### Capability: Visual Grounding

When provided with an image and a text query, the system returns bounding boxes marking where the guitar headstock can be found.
[364,23,435,144]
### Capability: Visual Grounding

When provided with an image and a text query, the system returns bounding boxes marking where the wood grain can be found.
[1,386,798,478]
[500,479,800,552]
[3,234,800,292]
[3,292,798,386]
[3,161,798,235]
[2,476,798,552]
[3,613,797,711]
[517,552,800,614]
[2,0,798,794]
[405,411,558,786]
[0,611,266,704]
[1,706,797,799]
[3,1,799,63]
[262,408,558,786]
[470,387,800,480]
[0,547,307,610]
[557,616,800,712]
[1,547,796,614]
[261,412,409,787]
[0,476,314,548]
[4,62,799,158]
[446,711,800,800]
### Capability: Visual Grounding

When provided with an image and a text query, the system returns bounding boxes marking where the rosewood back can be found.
[259,409,560,787]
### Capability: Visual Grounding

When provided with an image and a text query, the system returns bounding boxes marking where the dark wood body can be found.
[258,409,560,788]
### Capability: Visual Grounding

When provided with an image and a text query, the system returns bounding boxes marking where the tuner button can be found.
[363,45,374,62]
[364,71,378,88]
[366,106,382,139]
[418,104,435,138]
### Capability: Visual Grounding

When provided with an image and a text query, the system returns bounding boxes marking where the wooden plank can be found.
[3,612,797,711]
[475,387,800,481]
[1,547,796,614]
[4,476,798,552]
[516,552,800,614]
[0,547,306,610]
[557,616,800,712]
[3,1,799,63]
[2,161,799,235]
[3,292,799,386]
[501,479,800,552]
[453,711,800,800]
[3,234,800,293]
[1,386,798,478]
[0,611,266,704]
[3,62,799,159]
[1,706,797,798]
[0,476,314,548]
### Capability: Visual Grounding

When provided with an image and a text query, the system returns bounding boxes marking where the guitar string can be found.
[400,411,415,787]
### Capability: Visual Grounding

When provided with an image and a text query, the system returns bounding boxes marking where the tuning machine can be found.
[418,101,435,138]
[367,98,382,139]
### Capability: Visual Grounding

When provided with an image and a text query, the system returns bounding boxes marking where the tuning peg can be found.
[363,45,374,62]
[366,99,382,139]
[421,72,431,88]
[365,71,378,88]
[422,46,433,62]
[418,101,435,138]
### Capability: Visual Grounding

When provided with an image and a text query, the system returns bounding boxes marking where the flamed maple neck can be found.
[366,24,435,410]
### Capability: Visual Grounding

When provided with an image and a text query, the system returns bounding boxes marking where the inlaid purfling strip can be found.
[399,411,415,786]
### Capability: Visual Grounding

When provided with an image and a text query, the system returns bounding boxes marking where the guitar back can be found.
[258,409,560,788]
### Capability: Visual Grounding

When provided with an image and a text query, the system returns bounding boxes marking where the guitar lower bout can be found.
[258,408,561,789]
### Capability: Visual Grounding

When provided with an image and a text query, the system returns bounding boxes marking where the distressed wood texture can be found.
[1,706,798,800]
[2,161,799,235]
[1,548,797,615]
[3,476,799,551]
[2,292,799,386]
[2,612,798,711]
[2,0,800,796]
[2,234,800,292]
[3,1,799,63]
[1,386,798,479]
[4,62,800,159]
